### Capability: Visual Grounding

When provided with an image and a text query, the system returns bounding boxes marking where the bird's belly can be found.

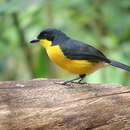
[47,45,105,74]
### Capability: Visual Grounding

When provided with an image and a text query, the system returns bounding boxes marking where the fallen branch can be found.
[0,78,130,130]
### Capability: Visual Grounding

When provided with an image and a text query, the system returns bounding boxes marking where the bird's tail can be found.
[109,60,130,72]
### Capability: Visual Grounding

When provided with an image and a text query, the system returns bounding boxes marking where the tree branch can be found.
[0,78,130,130]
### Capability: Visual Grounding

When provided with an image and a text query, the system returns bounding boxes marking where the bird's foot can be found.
[55,81,68,85]
[55,77,81,85]
[55,79,85,85]
[55,75,86,85]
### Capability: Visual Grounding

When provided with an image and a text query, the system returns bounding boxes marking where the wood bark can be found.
[0,78,130,130]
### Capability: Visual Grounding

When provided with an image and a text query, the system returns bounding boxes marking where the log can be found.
[0,78,130,130]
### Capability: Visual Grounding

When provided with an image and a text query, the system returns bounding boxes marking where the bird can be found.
[30,28,130,85]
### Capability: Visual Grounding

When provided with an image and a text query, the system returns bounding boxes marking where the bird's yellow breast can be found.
[40,39,106,74]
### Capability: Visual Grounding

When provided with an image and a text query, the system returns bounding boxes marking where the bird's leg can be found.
[56,74,86,85]
[77,74,86,84]
[56,77,81,85]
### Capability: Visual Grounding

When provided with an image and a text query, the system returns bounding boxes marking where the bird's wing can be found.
[60,39,110,63]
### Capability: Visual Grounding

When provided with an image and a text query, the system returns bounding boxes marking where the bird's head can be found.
[30,28,68,48]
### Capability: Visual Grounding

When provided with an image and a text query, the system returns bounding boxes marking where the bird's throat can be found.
[40,39,52,49]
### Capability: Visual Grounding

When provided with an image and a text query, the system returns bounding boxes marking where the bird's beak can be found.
[30,38,40,43]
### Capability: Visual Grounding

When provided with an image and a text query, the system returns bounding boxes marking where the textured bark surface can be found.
[0,78,130,130]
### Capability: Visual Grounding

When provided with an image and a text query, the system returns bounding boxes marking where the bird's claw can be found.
[55,80,86,85]
[55,81,67,85]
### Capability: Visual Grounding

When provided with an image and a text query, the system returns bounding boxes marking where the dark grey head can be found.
[30,28,69,43]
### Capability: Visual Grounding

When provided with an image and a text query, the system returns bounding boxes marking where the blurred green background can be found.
[0,0,130,85]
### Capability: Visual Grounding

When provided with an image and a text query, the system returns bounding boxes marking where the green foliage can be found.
[0,0,130,85]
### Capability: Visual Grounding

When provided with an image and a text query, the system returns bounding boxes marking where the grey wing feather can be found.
[60,39,110,63]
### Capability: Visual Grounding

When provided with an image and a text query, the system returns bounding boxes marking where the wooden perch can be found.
[0,78,130,130]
